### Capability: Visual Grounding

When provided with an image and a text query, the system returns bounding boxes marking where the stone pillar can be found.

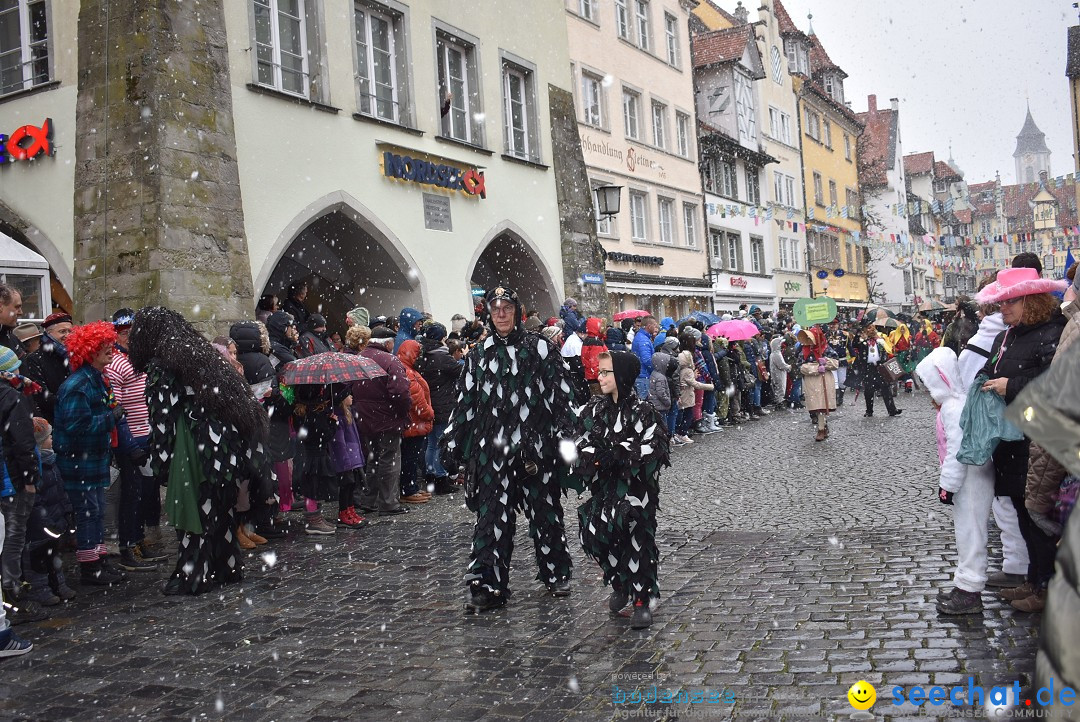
[548,84,610,318]
[73,0,253,330]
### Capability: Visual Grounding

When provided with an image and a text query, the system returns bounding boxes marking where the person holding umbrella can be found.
[797,326,839,442]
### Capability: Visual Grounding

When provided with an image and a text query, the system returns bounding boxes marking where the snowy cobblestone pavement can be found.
[0,389,1040,721]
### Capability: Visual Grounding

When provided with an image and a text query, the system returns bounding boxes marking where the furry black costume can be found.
[128,307,272,595]
[572,351,670,617]
[440,287,580,611]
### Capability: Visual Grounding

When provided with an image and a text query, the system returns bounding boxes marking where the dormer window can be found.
[784,38,808,76]
[824,73,844,104]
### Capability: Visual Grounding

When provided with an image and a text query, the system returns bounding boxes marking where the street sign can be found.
[793,296,838,326]
[582,273,604,284]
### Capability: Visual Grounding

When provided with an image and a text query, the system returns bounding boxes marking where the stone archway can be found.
[0,200,73,313]
[468,222,561,319]
[258,193,426,332]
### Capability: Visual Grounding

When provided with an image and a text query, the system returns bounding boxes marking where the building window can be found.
[652,100,667,149]
[253,0,309,97]
[622,89,640,140]
[843,133,851,160]
[635,0,650,51]
[822,119,832,149]
[903,268,913,295]
[578,0,596,21]
[770,45,783,84]
[719,157,737,199]
[773,172,797,207]
[790,239,799,270]
[615,0,630,39]
[784,38,808,75]
[676,111,690,157]
[778,238,789,269]
[354,3,405,123]
[828,180,838,209]
[750,236,764,274]
[503,61,537,161]
[813,172,824,206]
[857,246,865,274]
[710,229,723,264]
[845,188,858,219]
[581,71,604,127]
[630,191,648,240]
[683,203,698,247]
[726,232,741,271]
[746,165,760,206]
[437,32,482,144]
[805,109,821,141]
[768,107,791,144]
[658,197,675,244]
[664,12,679,66]
[845,242,853,271]
[592,180,613,236]
[0,0,48,96]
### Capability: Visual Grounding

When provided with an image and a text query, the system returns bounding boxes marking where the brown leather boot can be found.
[236,525,256,550]
[814,428,826,442]
[1000,582,1035,601]
[1010,588,1046,613]
[245,526,268,545]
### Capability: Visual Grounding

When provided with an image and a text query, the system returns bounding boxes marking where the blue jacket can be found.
[699,336,719,385]
[559,305,584,334]
[631,330,655,379]
[55,365,115,490]
[394,307,424,354]
[605,327,627,351]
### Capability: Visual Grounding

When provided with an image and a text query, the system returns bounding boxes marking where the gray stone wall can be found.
[548,84,610,318]
[73,0,253,330]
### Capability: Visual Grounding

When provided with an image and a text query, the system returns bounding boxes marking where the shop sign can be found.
[0,118,53,164]
[422,193,452,232]
[382,151,486,198]
[471,285,486,298]
[783,280,802,293]
[730,276,748,289]
[793,296,838,326]
[582,273,604,285]
[606,252,664,266]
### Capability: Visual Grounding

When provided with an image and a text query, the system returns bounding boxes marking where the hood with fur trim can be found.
[915,347,965,405]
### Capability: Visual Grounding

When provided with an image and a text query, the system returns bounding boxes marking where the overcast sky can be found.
[754,0,1077,185]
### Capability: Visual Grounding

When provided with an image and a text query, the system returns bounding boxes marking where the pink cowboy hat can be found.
[975,267,1067,304]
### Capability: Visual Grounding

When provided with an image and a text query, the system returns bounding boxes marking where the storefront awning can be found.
[605,281,712,298]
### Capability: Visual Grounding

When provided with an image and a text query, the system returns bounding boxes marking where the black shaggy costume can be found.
[572,351,670,603]
[440,287,581,599]
[128,307,272,595]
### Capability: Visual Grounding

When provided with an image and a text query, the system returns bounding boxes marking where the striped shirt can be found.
[104,349,150,437]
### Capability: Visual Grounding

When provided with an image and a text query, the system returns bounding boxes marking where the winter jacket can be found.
[0,377,41,494]
[329,412,365,474]
[699,336,719,387]
[1037,496,1080,713]
[54,365,115,491]
[0,326,18,356]
[281,297,310,334]
[265,312,299,366]
[631,329,655,381]
[351,345,411,436]
[647,351,672,412]
[605,326,627,351]
[581,318,607,382]
[712,349,732,391]
[27,449,69,544]
[394,307,424,354]
[231,321,293,462]
[298,329,332,358]
[21,333,70,422]
[415,338,462,425]
[981,312,1068,405]
[915,348,968,493]
[769,337,790,376]
[559,304,584,335]
[677,350,713,409]
[397,340,434,438]
[798,356,839,412]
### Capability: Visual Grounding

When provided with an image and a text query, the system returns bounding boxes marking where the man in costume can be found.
[441,286,580,612]
[573,351,670,629]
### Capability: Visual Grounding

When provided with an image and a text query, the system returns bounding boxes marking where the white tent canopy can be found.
[0,230,52,322]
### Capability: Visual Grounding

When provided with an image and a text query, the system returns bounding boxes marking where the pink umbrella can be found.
[613,309,649,321]
[706,319,759,341]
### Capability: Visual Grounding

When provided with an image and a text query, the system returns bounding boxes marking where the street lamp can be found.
[594,184,623,218]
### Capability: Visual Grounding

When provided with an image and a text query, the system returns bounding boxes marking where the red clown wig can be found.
[65,321,117,371]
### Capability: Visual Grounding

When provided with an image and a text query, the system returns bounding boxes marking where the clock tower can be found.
[1013,105,1052,184]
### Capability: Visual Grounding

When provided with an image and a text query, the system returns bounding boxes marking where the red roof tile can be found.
[954,209,973,224]
[773,0,806,38]
[855,103,898,189]
[934,160,961,182]
[808,34,842,76]
[692,25,755,69]
[903,151,935,176]
[1001,179,1079,230]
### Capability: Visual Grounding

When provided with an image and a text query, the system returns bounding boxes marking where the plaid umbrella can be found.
[281,352,386,386]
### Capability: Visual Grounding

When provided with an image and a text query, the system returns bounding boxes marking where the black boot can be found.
[464,583,507,613]
[630,600,652,629]
[836,388,845,407]
[608,583,629,614]
[80,559,124,586]
[546,578,571,597]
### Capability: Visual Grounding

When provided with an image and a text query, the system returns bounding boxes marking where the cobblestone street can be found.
[0,389,1040,721]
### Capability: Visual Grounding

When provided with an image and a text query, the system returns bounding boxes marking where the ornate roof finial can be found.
[807,11,815,35]
[734,0,749,24]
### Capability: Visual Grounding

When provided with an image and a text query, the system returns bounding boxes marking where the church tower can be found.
[1014,105,1052,183]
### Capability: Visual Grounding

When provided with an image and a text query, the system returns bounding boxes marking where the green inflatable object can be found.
[793,296,838,327]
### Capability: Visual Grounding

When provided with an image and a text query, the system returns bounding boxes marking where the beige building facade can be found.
[566,0,711,318]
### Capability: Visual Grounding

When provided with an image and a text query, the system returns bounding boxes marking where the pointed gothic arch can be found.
[467,221,562,318]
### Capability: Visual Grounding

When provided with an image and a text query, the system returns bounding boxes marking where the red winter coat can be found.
[397,340,434,437]
[581,317,607,382]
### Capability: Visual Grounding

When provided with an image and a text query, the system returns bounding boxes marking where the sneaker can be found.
[936,587,983,615]
[400,493,429,504]
[345,507,369,528]
[672,437,686,448]
[118,548,158,572]
[986,571,1026,588]
[6,599,47,625]
[677,434,694,444]
[22,585,60,607]
[304,515,336,535]
[134,541,169,563]
[336,509,364,529]
[757,407,771,415]
[0,629,32,657]
[630,600,652,629]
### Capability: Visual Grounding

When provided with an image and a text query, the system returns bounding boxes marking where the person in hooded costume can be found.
[572,350,670,629]
[797,326,839,442]
[128,307,272,596]
[441,286,580,612]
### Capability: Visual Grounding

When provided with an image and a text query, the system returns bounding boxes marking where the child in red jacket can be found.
[396,340,434,504]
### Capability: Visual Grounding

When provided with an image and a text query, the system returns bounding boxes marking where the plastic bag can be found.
[957,374,1025,465]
